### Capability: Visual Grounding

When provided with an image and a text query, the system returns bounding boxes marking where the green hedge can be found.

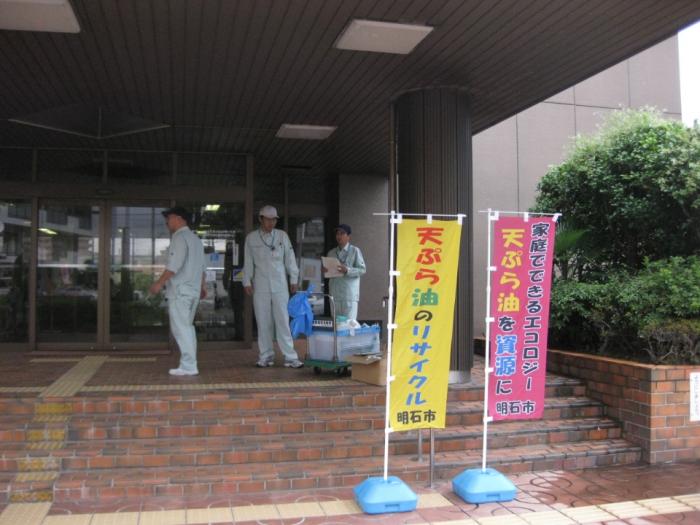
[549,256,700,364]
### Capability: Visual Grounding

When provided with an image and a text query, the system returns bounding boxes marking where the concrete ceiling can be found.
[1,0,699,179]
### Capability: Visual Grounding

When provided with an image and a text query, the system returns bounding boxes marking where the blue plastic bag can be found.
[288,285,314,338]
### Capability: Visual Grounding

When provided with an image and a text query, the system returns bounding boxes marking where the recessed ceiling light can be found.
[276,124,337,140]
[0,0,80,33]
[335,19,433,54]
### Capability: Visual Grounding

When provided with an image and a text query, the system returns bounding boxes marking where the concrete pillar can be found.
[393,87,473,382]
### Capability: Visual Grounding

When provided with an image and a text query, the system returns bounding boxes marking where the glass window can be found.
[0,200,31,343]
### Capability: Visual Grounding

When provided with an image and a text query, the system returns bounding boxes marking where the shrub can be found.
[533,109,700,273]
[548,257,700,364]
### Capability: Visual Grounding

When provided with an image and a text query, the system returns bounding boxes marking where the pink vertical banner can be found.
[487,215,556,421]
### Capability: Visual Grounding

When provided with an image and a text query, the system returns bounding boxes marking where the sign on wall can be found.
[691,372,700,422]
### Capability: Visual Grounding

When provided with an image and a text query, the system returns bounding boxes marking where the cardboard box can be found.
[346,354,387,386]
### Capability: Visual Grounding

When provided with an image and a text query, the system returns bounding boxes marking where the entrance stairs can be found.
[0,373,641,504]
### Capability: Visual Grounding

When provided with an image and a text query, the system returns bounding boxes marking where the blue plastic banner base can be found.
[452,467,517,504]
[354,476,418,514]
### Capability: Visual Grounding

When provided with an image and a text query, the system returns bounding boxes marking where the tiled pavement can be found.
[0,463,699,524]
[0,349,698,523]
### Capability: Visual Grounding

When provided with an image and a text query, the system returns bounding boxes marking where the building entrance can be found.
[2,199,247,351]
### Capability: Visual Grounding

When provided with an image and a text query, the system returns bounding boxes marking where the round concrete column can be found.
[392,87,473,382]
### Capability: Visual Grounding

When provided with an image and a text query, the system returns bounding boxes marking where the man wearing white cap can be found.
[243,205,303,368]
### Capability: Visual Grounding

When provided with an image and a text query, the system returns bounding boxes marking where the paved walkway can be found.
[0,463,699,524]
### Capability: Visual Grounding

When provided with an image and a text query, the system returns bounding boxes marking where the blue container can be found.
[354,476,417,514]
[452,467,517,504]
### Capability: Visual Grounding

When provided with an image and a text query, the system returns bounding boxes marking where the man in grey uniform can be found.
[149,206,206,376]
[325,224,366,320]
[243,205,303,368]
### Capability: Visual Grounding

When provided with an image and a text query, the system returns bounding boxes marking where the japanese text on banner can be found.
[390,219,462,431]
[488,216,556,421]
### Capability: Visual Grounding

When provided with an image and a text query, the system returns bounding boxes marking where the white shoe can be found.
[256,360,274,368]
[169,368,198,376]
[284,359,304,369]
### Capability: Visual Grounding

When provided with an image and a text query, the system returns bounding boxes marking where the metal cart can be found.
[303,293,351,376]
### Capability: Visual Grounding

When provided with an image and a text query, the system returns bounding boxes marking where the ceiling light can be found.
[335,19,433,54]
[39,228,58,236]
[0,0,80,33]
[276,124,337,140]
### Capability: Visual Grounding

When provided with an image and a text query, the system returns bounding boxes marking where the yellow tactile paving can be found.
[477,514,527,525]
[10,491,53,503]
[17,458,60,471]
[276,501,325,518]
[558,505,617,523]
[0,503,51,525]
[430,519,479,525]
[106,357,157,362]
[599,500,652,519]
[318,499,362,516]
[674,492,700,508]
[0,387,43,393]
[30,358,81,363]
[185,506,233,523]
[418,493,453,508]
[232,503,279,521]
[14,471,58,482]
[27,429,66,442]
[81,378,355,392]
[33,415,70,423]
[89,512,139,525]
[35,403,72,415]
[27,442,65,451]
[41,355,109,397]
[42,514,92,525]
[518,510,575,525]
[637,496,695,514]
[137,509,186,525]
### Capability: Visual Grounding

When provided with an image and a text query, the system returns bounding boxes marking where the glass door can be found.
[36,202,100,344]
[108,205,170,345]
[34,200,248,350]
[185,202,246,345]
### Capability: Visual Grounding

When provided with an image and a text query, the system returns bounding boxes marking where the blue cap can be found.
[335,224,351,235]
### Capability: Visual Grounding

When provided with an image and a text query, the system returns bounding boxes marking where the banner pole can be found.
[382,210,399,481]
[481,208,497,472]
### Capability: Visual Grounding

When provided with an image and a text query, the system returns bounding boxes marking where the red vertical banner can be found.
[487,215,556,421]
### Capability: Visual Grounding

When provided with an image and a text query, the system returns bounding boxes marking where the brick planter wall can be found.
[547,349,700,464]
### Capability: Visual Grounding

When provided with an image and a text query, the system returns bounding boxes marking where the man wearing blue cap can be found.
[150,206,207,376]
[325,224,366,321]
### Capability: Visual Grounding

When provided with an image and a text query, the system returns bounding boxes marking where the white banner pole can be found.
[382,210,400,480]
[481,208,498,471]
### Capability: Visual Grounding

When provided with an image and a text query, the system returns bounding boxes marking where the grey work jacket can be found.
[243,228,299,293]
[327,244,366,302]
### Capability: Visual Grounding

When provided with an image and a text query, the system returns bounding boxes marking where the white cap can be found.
[259,205,279,219]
